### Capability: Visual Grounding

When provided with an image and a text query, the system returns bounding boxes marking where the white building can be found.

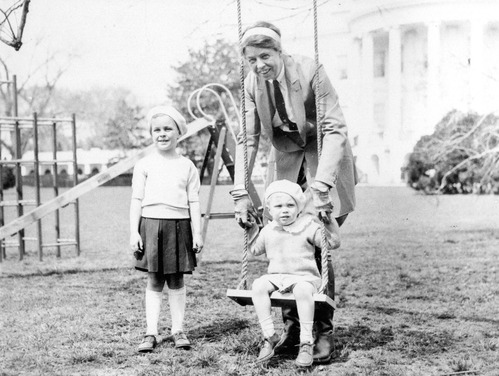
[290,0,499,185]
[21,148,128,176]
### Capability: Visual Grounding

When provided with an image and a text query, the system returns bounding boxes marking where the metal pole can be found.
[0,84,5,262]
[33,113,43,261]
[51,121,61,258]
[13,75,25,259]
[71,114,80,256]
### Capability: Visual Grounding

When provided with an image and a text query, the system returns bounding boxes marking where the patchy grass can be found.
[1,186,499,375]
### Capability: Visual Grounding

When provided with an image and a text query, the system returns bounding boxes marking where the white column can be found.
[361,32,374,142]
[427,21,441,128]
[348,36,362,142]
[361,32,375,183]
[470,20,484,112]
[387,26,402,184]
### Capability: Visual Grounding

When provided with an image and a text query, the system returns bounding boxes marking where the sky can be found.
[1,0,340,105]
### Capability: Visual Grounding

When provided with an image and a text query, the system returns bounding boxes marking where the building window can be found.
[374,51,386,77]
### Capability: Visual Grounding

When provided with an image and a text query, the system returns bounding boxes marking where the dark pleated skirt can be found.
[135,217,196,274]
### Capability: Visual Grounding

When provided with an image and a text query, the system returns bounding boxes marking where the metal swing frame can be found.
[226,0,336,311]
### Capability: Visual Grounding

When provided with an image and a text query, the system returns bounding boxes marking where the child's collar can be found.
[269,214,313,234]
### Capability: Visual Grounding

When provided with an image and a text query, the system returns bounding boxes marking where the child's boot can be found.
[256,333,280,363]
[295,342,314,367]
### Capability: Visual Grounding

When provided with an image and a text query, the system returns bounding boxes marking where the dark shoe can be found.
[138,335,157,353]
[313,331,334,363]
[173,331,191,349]
[256,333,280,363]
[295,342,314,367]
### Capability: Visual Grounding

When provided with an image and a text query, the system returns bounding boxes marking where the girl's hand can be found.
[130,232,143,252]
[193,233,204,253]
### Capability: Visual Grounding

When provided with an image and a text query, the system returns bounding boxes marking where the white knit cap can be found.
[147,106,187,136]
[265,179,307,213]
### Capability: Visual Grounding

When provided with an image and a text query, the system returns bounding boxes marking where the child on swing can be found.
[250,179,340,367]
[130,106,203,353]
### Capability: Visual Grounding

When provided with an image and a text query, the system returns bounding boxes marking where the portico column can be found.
[387,26,402,184]
[427,21,441,128]
[348,36,362,141]
[361,31,376,183]
[470,20,485,112]
[361,32,374,142]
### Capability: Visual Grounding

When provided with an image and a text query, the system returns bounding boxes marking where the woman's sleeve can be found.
[312,63,349,188]
[234,76,262,189]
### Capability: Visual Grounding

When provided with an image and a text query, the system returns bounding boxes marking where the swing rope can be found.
[312,0,330,295]
[235,0,330,295]
[236,0,249,291]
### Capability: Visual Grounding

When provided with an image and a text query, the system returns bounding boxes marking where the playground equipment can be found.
[0,112,80,262]
[0,74,79,263]
[226,0,336,310]
[1,75,81,262]
[187,83,263,244]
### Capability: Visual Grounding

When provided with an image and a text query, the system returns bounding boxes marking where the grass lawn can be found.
[1,185,498,375]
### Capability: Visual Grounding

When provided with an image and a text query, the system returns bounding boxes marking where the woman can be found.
[231,21,357,364]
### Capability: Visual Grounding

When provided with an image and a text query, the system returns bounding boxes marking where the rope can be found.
[313,0,330,295]
[236,0,249,290]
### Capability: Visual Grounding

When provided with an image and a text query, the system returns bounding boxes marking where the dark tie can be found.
[272,80,298,131]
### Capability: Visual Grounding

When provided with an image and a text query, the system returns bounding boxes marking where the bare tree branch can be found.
[437,147,499,192]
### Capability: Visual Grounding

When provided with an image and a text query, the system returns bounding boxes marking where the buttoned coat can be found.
[234,53,357,217]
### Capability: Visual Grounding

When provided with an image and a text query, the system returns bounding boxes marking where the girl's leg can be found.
[252,277,277,338]
[293,282,316,344]
[166,273,185,334]
[145,272,166,336]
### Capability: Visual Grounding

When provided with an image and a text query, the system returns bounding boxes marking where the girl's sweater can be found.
[132,152,200,219]
[250,214,324,278]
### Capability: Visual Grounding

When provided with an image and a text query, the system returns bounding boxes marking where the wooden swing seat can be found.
[226,288,336,310]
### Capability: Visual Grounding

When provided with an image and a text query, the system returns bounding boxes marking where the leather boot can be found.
[275,305,300,354]
[313,257,335,363]
[313,313,334,363]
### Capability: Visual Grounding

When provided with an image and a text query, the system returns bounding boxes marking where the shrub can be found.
[405,110,499,194]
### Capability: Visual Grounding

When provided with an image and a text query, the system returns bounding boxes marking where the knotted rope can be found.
[312,0,331,295]
[236,0,249,290]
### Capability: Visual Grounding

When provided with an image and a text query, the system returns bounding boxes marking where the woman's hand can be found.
[310,181,333,224]
[231,189,257,229]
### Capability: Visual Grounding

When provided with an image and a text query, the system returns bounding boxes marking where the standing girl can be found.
[130,106,203,353]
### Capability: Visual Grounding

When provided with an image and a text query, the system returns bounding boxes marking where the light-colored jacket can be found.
[234,53,357,217]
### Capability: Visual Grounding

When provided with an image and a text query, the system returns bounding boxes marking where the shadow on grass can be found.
[188,317,252,342]
[363,304,499,325]
[331,324,395,362]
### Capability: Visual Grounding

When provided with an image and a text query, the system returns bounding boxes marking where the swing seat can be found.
[226,288,336,310]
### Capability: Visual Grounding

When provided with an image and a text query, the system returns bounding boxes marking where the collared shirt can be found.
[268,65,296,131]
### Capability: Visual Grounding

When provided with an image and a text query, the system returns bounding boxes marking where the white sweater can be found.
[251,215,323,278]
[131,152,200,219]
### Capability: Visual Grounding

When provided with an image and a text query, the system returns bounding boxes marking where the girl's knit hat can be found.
[265,179,307,213]
[147,106,187,136]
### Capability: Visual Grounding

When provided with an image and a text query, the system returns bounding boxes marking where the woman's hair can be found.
[241,21,282,53]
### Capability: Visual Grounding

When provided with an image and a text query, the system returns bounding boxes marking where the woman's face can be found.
[244,46,283,80]
[267,193,299,226]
